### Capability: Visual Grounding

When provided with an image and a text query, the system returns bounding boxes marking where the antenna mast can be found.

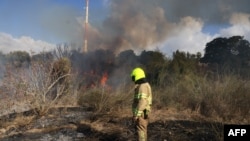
[83,0,89,53]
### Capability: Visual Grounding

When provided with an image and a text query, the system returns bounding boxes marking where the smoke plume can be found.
[87,0,250,54]
[88,0,173,54]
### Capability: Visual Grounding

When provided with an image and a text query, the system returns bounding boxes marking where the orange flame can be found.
[100,72,108,86]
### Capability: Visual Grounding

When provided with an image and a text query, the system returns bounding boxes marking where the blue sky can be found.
[0,0,107,42]
[0,0,250,56]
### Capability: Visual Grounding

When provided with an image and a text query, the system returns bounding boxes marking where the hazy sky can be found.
[0,0,250,56]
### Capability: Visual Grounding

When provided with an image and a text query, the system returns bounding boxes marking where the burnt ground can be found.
[0,107,224,141]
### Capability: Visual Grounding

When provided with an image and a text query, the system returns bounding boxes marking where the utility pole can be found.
[83,0,89,53]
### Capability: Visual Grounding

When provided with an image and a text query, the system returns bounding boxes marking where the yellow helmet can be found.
[131,67,146,82]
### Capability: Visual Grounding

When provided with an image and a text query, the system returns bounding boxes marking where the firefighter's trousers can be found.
[135,116,148,141]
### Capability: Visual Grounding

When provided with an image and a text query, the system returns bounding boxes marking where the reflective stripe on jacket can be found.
[132,82,152,117]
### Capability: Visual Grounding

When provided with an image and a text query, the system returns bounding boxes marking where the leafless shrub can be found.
[53,43,74,59]
[2,57,71,116]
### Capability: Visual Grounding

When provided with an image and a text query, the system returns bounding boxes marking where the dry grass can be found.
[1,72,243,130]
[25,124,77,134]
[77,73,250,124]
[0,114,35,137]
[1,65,249,139]
[78,85,133,114]
[0,115,35,128]
[151,74,250,123]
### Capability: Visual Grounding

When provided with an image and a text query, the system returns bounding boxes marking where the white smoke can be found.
[219,13,250,41]
[159,17,217,56]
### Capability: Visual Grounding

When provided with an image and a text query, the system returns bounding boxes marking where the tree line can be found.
[1,35,250,88]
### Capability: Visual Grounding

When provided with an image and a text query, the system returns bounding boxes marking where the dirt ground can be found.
[0,107,224,141]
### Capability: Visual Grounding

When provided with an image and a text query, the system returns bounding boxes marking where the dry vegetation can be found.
[1,57,71,116]
[77,73,250,124]
[0,47,250,140]
[1,72,232,140]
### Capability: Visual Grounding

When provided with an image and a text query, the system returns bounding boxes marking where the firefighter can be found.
[131,67,152,141]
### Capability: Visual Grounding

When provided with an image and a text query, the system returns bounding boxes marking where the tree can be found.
[200,36,250,70]
[139,50,167,85]
[116,49,139,68]
[31,51,54,63]
[168,50,199,76]
[6,51,31,68]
